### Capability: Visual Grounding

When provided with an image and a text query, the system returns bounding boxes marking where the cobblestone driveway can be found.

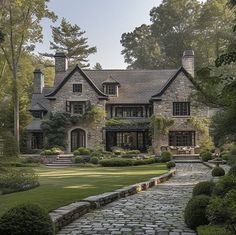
[58,163,212,235]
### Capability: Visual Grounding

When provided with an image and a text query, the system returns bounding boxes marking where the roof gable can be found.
[151,67,193,99]
[45,65,108,99]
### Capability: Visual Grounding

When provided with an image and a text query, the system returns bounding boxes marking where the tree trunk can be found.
[12,64,19,150]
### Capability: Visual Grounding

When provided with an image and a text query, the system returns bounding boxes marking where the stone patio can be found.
[57,163,212,235]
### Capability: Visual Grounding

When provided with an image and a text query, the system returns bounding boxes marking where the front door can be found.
[71,129,86,152]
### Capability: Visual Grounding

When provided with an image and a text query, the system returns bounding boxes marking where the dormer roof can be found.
[102,76,120,85]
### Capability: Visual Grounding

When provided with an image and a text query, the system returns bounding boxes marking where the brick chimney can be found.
[54,51,68,74]
[182,50,194,77]
[33,69,44,94]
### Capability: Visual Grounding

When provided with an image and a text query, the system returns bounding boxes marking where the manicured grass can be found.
[0,164,167,216]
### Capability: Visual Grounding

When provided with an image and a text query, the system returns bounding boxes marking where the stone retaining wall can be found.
[50,169,176,232]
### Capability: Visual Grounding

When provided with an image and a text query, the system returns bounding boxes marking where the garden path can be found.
[58,163,212,235]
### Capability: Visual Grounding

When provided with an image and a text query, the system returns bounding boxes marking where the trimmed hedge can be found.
[74,156,86,164]
[201,151,212,162]
[166,161,176,169]
[0,204,55,235]
[41,147,62,156]
[99,157,156,167]
[160,151,172,162]
[212,167,225,177]
[90,157,99,164]
[197,225,233,235]
[74,147,91,156]
[184,195,210,229]
[192,181,215,197]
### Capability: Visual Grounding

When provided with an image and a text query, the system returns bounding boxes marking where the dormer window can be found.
[73,84,82,93]
[102,76,120,96]
[104,84,116,95]
[32,111,43,119]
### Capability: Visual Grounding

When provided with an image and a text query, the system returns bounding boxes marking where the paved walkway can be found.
[58,163,212,235]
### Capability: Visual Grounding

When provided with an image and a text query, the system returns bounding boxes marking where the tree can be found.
[0,0,56,148]
[121,0,234,69]
[93,62,103,70]
[49,18,97,68]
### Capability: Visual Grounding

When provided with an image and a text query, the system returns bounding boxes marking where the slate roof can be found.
[26,120,43,131]
[84,69,178,104]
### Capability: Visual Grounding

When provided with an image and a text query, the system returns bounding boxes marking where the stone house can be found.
[26,50,211,154]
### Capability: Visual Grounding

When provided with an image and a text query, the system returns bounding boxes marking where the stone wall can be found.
[153,72,209,153]
[50,70,106,152]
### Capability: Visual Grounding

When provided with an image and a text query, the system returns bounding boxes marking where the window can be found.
[66,101,85,115]
[104,84,116,95]
[115,107,143,118]
[169,131,195,146]
[73,84,82,92]
[32,111,42,119]
[31,133,44,149]
[72,102,84,115]
[173,102,190,116]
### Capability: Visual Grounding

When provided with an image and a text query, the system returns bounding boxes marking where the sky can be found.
[36,0,162,69]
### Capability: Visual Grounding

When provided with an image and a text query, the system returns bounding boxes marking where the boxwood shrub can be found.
[0,204,55,235]
[197,225,233,235]
[166,161,176,169]
[192,181,215,196]
[212,167,225,177]
[201,151,212,162]
[90,157,99,165]
[160,151,172,162]
[184,195,210,229]
[74,156,86,164]
[74,147,91,156]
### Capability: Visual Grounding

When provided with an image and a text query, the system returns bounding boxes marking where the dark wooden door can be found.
[71,129,86,152]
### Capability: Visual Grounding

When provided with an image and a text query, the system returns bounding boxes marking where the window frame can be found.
[115,107,143,118]
[169,131,195,146]
[103,84,117,96]
[66,101,86,115]
[73,83,82,93]
[173,102,190,116]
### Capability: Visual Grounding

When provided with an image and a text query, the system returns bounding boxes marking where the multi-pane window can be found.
[31,133,44,149]
[169,131,195,146]
[73,84,82,93]
[66,101,85,115]
[173,102,190,116]
[32,111,42,119]
[104,85,116,95]
[115,107,143,118]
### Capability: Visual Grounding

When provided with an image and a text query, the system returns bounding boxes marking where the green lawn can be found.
[0,164,167,216]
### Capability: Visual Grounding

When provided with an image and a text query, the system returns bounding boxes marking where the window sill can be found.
[172,116,191,118]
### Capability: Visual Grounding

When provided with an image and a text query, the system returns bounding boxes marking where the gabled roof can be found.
[102,75,120,85]
[151,67,193,99]
[29,103,47,111]
[45,65,108,99]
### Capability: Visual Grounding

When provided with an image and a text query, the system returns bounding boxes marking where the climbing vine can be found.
[150,115,175,139]
[105,118,149,128]
[188,116,214,150]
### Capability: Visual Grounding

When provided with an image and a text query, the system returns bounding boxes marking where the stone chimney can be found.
[33,69,44,94]
[54,51,68,74]
[182,50,194,77]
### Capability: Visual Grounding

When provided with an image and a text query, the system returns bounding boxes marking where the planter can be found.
[41,155,59,164]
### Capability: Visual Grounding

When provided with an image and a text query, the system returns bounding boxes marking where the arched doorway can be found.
[71,128,86,152]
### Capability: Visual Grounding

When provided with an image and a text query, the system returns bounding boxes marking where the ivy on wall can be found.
[188,116,214,150]
[105,118,149,128]
[150,115,175,140]
[41,106,106,148]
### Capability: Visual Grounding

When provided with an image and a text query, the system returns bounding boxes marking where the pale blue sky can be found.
[36,0,162,69]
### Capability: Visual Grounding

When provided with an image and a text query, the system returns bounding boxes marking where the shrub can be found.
[0,168,39,194]
[197,225,233,235]
[2,131,19,157]
[41,147,62,156]
[74,156,85,164]
[212,167,225,177]
[192,181,215,197]
[99,158,133,167]
[228,164,236,177]
[132,157,156,166]
[90,151,103,158]
[184,195,210,229]
[226,144,236,165]
[207,189,236,227]
[22,156,41,164]
[90,157,99,165]
[112,148,125,155]
[73,147,91,156]
[213,174,236,197]
[201,151,212,162]
[0,204,55,235]
[160,151,172,162]
[166,161,176,169]
[125,150,141,154]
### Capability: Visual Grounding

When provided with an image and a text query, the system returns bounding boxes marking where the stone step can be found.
[53,159,73,162]
[46,163,75,167]
[175,160,202,163]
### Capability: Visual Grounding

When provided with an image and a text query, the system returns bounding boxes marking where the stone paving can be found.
[58,163,212,235]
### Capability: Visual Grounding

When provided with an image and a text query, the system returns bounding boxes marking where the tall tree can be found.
[50,18,97,68]
[0,0,56,148]
[93,62,103,70]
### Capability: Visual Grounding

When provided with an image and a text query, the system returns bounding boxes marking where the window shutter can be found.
[66,101,71,113]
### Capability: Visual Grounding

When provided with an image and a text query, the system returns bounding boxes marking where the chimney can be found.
[182,50,194,77]
[54,51,68,74]
[33,69,44,94]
